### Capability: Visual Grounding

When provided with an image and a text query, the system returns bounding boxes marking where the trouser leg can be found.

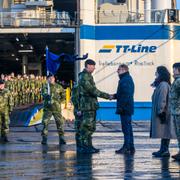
[74,115,82,148]
[1,111,10,138]
[80,111,96,148]
[53,108,66,145]
[173,115,180,152]
[160,139,170,152]
[121,115,134,149]
[41,109,52,138]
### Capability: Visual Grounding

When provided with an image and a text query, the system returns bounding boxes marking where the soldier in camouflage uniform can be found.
[35,76,42,103]
[170,62,180,161]
[15,75,22,106]
[78,59,112,153]
[29,74,36,104]
[71,82,82,151]
[0,80,12,143]
[4,75,14,113]
[41,75,66,145]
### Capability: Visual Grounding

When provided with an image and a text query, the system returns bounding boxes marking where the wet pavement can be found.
[0,121,180,180]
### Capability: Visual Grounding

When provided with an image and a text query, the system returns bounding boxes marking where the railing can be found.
[96,9,180,24]
[25,0,53,6]
[0,11,77,28]
[14,0,52,5]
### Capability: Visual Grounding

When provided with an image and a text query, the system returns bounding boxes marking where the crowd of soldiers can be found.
[0,72,69,144]
[1,72,47,112]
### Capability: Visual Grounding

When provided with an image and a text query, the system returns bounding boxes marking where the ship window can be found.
[117,0,126,3]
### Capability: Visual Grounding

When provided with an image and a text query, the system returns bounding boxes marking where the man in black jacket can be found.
[114,64,135,154]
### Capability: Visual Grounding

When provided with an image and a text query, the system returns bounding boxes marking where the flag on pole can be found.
[46,47,88,75]
[46,47,61,75]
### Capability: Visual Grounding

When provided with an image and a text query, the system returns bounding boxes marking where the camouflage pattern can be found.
[71,83,80,111]
[173,115,180,149]
[78,69,110,147]
[22,76,29,105]
[29,75,36,104]
[2,74,47,108]
[0,88,11,137]
[170,75,180,150]
[170,76,180,115]
[35,76,42,103]
[5,79,14,111]
[41,82,66,137]
[71,84,82,146]
[80,111,96,146]
[78,69,110,111]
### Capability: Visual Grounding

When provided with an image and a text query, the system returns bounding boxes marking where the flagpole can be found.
[46,46,50,95]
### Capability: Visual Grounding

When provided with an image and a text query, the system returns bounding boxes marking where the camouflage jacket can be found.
[42,83,65,107]
[78,69,110,111]
[71,84,80,112]
[0,88,10,112]
[170,76,180,115]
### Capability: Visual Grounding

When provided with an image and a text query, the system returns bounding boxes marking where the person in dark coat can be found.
[150,66,176,157]
[114,64,135,154]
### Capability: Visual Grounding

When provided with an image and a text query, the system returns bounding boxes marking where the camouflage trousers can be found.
[74,112,82,146]
[0,110,10,137]
[80,111,96,146]
[173,115,180,150]
[41,105,64,137]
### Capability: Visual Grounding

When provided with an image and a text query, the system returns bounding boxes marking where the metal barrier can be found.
[0,11,77,27]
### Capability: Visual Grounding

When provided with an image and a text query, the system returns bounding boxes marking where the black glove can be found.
[158,112,166,124]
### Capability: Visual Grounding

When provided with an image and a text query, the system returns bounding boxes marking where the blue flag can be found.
[46,47,88,75]
[46,47,61,75]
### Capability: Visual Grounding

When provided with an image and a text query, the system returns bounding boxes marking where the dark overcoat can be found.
[115,72,134,115]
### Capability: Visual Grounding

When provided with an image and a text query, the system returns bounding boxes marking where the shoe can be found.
[172,153,180,161]
[91,146,100,153]
[152,150,170,157]
[41,136,47,145]
[152,150,161,156]
[59,136,66,145]
[115,147,131,154]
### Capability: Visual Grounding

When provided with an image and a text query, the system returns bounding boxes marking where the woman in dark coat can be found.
[150,66,176,157]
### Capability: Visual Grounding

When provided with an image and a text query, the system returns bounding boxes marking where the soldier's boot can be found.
[41,136,47,145]
[59,136,66,145]
[77,139,90,154]
[1,135,9,143]
[79,140,99,154]
[88,136,100,153]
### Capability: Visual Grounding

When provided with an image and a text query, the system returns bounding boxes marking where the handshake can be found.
[109,94,115,100]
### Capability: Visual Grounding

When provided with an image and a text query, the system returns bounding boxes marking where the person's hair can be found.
[156,66,171,84]
[85,59,96,67]
[119,64,129,71]
[173,62,180,72]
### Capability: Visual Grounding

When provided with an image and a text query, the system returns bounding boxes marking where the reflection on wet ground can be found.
[0,122,179,179]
